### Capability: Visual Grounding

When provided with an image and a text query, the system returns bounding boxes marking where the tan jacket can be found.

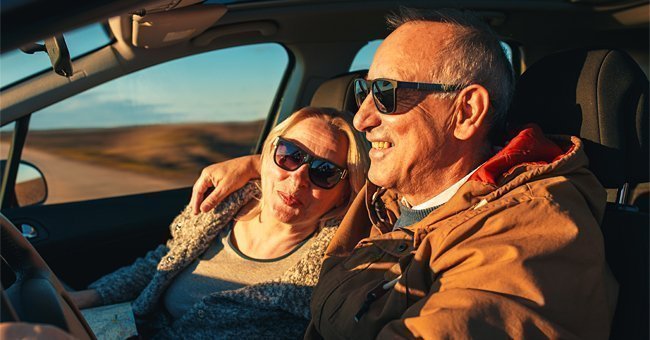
[306,126,618,339]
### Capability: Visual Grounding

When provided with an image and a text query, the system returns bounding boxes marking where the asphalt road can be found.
[1,145,187,204]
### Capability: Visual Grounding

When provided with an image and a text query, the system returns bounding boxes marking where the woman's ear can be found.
[453,84,490,141]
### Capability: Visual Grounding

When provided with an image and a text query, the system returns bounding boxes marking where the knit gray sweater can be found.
[89,182,338,339]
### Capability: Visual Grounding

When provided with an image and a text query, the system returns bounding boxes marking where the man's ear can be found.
[452,84,490,141]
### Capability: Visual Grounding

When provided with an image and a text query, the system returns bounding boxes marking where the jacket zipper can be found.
[354,275,401,322]
[315,250,384,333]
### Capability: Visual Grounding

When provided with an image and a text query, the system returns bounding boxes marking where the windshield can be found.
[0,23,112,89]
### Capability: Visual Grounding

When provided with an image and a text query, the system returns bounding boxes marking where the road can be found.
[1,144,187,204]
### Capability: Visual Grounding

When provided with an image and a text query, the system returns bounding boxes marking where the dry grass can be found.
[25,121,265,181]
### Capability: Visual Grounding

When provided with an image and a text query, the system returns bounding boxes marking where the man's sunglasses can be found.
[272,137,348,189]
[353,78,464,114]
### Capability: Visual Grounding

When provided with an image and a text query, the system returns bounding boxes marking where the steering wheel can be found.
[0,212,95,340]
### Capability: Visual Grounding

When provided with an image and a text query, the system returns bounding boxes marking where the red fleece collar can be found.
[469,124,567,185]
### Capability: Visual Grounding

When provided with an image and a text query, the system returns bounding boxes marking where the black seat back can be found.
[509,48,649,339]
[510,49,648,192]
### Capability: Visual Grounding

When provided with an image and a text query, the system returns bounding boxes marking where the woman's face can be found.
[262,117,350,227]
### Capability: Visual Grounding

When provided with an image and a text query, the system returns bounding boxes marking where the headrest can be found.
[508,49,649,188]
[310,70,367,113]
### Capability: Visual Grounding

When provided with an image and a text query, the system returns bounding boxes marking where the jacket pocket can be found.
[341,242,383,270]
[323,250,399,339]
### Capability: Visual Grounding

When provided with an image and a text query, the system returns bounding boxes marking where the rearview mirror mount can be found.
[19,35,73,77]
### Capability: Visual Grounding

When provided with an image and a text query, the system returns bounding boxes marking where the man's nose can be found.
[353,95,381,132]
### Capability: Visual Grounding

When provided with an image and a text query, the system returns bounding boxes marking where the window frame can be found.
[0,115,31,209]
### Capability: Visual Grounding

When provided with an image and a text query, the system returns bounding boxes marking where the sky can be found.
[27,44,289,130]
[350,39,381,71]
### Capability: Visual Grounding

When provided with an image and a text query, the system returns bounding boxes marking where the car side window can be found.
[350,40,382,71]
[20,43,288,204]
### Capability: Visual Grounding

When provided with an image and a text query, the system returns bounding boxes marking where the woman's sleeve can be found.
[88,244,169,306]
[86,181,261,306]
[157,298,309,339]
[87,202,197,306]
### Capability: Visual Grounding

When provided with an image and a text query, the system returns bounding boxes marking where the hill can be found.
[26,121,265,182]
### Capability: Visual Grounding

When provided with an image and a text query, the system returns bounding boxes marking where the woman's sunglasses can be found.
[272,137,348,189]
[353,78,464,114]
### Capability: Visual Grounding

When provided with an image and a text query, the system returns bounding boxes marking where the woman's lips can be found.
[278,191,303,207]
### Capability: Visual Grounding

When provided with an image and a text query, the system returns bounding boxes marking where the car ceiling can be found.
[2,0,648,54]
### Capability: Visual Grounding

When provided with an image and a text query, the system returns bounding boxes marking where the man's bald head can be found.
[372,21,456,83]
[384,8,514,143]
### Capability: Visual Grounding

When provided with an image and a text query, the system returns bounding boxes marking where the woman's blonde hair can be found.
[251,106,369,224]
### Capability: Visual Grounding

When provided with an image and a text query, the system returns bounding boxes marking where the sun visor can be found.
[132,4,227,48]
[138,0,204,14]
[193,21,278,47]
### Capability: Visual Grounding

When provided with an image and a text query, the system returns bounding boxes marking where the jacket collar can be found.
[470,124,570,186]
[366,125,587,240]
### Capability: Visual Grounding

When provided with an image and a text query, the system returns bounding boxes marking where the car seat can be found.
[508,48,649,340]
[309,69,367,112]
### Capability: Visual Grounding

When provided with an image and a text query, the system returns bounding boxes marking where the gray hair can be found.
[386,7,515,144]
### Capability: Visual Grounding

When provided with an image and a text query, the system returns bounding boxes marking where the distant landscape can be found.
[15,178,46,206]
[25,120,265,182]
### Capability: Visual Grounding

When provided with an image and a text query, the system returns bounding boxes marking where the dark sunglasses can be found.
[272,137,348,189]
[353,78,464,114]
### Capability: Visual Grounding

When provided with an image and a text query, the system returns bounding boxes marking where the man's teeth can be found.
[372,141,392,149]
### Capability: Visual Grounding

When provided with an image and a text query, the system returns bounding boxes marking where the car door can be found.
[0,40,291,289]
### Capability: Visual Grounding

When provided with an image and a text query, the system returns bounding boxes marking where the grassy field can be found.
[24,121,265,182]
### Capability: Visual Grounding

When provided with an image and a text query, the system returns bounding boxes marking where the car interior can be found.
[509,47,648,340]
[0,0,648,339]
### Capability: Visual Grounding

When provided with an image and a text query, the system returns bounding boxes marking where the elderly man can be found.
[191,8,617,339]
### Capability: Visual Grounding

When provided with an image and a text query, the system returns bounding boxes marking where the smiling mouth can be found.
[278,191,303,207]
[371,141,393,150]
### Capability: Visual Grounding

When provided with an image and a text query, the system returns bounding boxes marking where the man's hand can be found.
[0,323,75,340]
[190,155,261,215]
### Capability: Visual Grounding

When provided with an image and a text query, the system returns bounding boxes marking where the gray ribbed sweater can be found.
[392,203,439,229]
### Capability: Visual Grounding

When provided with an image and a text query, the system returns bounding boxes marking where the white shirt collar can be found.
[401,165,482,210]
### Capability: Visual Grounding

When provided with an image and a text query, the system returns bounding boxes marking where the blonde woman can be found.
[68,107,369,339]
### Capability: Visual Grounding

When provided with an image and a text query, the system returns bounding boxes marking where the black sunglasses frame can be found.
[353,78,464,114]
[272,137,348,189]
